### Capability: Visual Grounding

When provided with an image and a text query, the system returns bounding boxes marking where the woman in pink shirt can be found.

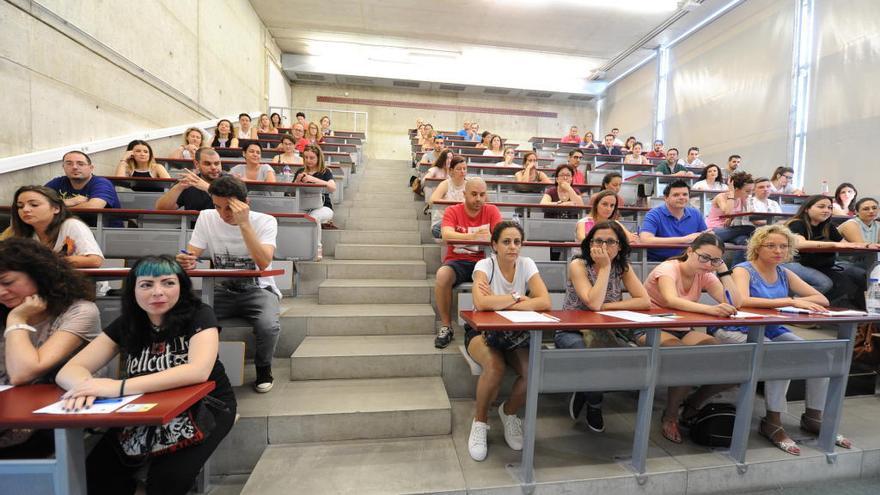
[643,233,743,444]
[705,172,756,265]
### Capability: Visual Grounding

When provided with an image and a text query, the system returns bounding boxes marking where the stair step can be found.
[346,207,419,220]
[323,259,426,279]
[334,243,426,261]
[283,296,435,335]
[241,437,464,495]
[318,279,432,304]
[291,335,453,380]
[338,230,422,245]
[235,377,451,443]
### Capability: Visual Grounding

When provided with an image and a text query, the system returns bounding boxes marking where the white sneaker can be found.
[498,402,523,451]
[468,420,490,461]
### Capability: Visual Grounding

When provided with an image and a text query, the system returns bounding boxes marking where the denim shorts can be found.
[444,259,478,287]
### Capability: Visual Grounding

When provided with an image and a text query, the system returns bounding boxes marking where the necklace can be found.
[150,323,162,333]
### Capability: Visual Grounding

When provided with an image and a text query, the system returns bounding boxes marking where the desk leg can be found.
[513,330,542,491]
[818,322,857,462]
[54,428,87,495]
[728,325,765,471]
[202,279,215,308]
[629,328,661,478]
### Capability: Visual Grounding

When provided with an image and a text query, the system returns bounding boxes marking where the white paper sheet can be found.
[0,385,13,393]
[597,310,674,323]
[34,394,143,415]
[776,306,867,317]
[495,311,560,323]
[729,311,774,319]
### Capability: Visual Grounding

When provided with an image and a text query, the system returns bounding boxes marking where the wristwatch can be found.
[511,292,523,303]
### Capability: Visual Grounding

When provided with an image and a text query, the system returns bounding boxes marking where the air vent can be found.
[483,88,511,95]
[392,80,421,88]
[342,76,374,85]
[525,90,553,98]
[438,83,466,92]
[567,94,594,101]
[295,73,326,81]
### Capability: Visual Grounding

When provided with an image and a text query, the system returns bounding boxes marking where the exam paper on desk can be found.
[495,311,560,323]
[34,394,143,415]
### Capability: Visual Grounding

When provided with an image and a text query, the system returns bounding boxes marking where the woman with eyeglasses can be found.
[643,232,742,444]
[709,224,852,455]
[540,164,583,219]
[514,152,551,184]
[783,195,867,308]
[581,131,598,149]
[495,147,518,167]
[769,166,804,195]
[557,221,651,432]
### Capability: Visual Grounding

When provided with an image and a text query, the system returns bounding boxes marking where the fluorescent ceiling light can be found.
[492,0,679,13]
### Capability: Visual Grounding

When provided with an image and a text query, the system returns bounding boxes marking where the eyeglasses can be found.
[590,238,620,247]
[557,173,573,178]
[571,155,583,160]
[783,175,793,179]
[694,251,724,266]
[760,243,790,251]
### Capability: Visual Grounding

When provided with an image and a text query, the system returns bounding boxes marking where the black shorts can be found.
[443,259,478,287]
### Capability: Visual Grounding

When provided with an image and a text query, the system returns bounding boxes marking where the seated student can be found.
[419,124,435,149]
[744,177,782,226]
[424,149,452,183]
[475,131,492,150]
[683,146,705,168]
[305,121,324,146]
[597,134,623,156]
[457,120,473,139]
[420,135,446,164]
[429,156,468,238]
[692,164,728,192]
[705,171,756,264]
[320,115,333,136]
[831,182,857,216]
[783,195,866,308]
[712,224,852,456]
[564,149,586,184]
[176,176,282,392]
[623,141,650,164]
[581,131,598,149]
[722,155,741,182]
[290,123,311,152]
[495,147,519,167]
[210,119,239,148]
[0,238,100,457]
[293,145,336,261]
[558,221,651,432]
[296,111,307,126]
[610,127,624,147]
[576,190,638,243]
[639,180,708,261]
[482,134,504,157]
[237,113,256,140]
[560,126,581,144]
[171,127,205,160]
[230,142,277,183]
[272,134,304,166]
[540,164,583,219]
[466,221,551,461]
[656,148,694,176]
[56,255,236,494]
[514,152,551,184]
[256,113,278,135]
[646,139,666,159]
[621,136,637,155]
[588,172,626,206]
[46,150,122,227]
[434,178,502,349]
[270,112,284,130]
[769,166,804,195]
[156,147,225,211]
[643,233,742,443]
[3,186,103,268]
[839,197,880,246]
[115,140,171,192]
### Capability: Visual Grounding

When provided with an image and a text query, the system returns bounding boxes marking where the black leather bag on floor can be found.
[689,403,736,447]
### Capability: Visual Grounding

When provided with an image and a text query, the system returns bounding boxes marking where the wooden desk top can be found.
[0,382,215,429]
[460,307,879,332]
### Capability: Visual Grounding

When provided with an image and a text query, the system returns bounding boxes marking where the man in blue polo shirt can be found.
[639,180,708,261]
[46,150,121,227]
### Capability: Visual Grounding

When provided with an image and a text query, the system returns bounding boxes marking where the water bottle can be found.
[281,165,292,182]
[820,180,829,194]
[866,278,880,315]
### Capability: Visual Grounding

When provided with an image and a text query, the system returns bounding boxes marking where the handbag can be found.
[115,395,223,461]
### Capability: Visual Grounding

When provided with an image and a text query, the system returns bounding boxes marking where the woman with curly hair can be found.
[57,255,235,494]
[0,238,100,455]
[3,185,103,268]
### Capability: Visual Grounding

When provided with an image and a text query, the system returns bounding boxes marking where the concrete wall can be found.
[0,0,272,199]
[289,84,597,161]
[599,62,656,145]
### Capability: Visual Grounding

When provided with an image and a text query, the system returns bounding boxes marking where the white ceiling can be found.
[250,0,743,98]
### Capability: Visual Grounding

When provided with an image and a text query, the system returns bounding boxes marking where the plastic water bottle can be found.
[866,278,880,315]
[281,165,292,182]
[820,180,829,194]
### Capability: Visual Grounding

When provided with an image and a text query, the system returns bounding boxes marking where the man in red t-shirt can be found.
[434,178,502,348]
[560,125,580,144]
[291,123,311,152]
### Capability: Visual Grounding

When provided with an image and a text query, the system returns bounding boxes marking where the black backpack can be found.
[689,403,737,447]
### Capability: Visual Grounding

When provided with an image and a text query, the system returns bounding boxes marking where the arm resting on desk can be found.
[639,230,702,245]
[65,254,103,269]
[731,266,828,309]
[4,330,88,386]
[441,226,489,242]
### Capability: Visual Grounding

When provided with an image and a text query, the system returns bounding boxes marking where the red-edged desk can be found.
[0,382,214,495]
[460,308,880,489]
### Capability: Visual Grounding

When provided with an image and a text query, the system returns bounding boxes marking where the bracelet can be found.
[119,378,127,398]
[717,270,734,278]
[3,323,37,338]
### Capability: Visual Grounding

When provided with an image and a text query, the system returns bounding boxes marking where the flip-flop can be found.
[661,415,683,444]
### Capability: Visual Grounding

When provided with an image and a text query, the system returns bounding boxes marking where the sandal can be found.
[759,418,800,456]
[800,414,853,449]
[661,414,683,444]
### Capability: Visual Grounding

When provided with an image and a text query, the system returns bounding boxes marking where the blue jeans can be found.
[554,331,602,406]
[782,262,833,294]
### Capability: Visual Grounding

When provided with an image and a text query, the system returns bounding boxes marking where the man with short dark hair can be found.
[610,128,624,147]
[155,147,225,211]
[723,154,742,181]
[566,148,585,184]
[597,134,623,156]
[560,126,580,144]
[46,150,122,226]
[639,180,708,261]
[420,136,446,164]
[176,176,281,393]
[655,148,693,176]
[646,140,666,159]
[683,146,705,168]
